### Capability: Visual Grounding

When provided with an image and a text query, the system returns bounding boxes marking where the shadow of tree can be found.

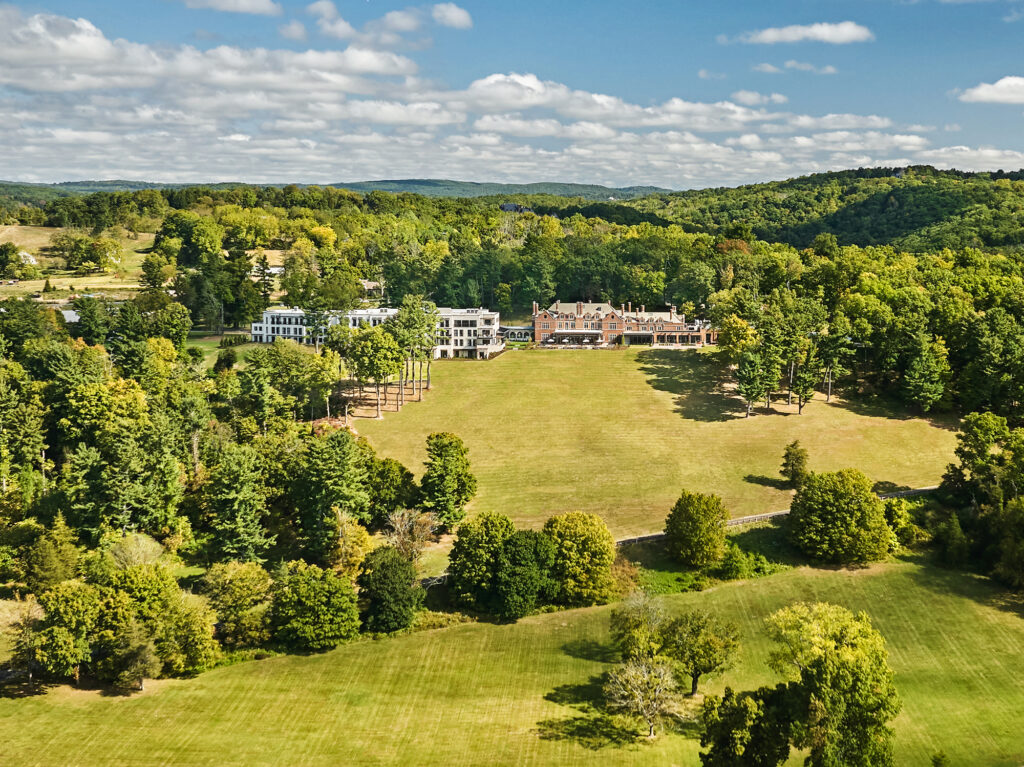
[561,639,619,664]
[902,553,1024,621]
[535,712,641,749]
[744,474,793,491]
[0,676,53,699]
[824,393,959,433]
[635,349,744,422]
[537,673,644,749]
[729,518,804,567]
[872,480,912,495]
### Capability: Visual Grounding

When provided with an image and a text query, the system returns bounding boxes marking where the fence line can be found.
[615,486,939,547]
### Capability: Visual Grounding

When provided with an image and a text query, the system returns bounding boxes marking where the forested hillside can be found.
[622,166,1024,251]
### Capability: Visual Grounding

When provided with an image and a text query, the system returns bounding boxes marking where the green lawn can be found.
[357,349,958,537]
[2,558,1021,766]
[185,333,259,368]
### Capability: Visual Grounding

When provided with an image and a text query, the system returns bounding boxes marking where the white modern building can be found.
[250,305,505,359]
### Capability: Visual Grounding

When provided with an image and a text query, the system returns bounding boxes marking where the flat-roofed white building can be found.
[251,305,504,359]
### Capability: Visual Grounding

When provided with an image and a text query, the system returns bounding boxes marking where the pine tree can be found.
[205,444,275,563]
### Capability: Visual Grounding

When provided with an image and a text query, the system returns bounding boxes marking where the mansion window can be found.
[542,322,550,329]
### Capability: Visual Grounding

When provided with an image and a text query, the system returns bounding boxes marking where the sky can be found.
[2,0,1024,188]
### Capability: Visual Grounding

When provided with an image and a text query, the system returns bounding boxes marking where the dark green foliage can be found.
[780,440,809,487]
[789,469,893,564]
[292,429,369,563]
[936,513,970,567]
[664,490,728,569]
[700,686,793,767]
[213,347,237,373]
[418,432,477,530]
[204,444,274,563]
[491,529,557,620]
[357,546,423,633]
[24,514,79,595]
[270,561,359,652]
[366,457,418,528]
[447,511,515,610]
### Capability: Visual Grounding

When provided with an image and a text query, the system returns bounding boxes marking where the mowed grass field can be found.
[2,558,1022,767]
[0,225,155,300]
[358,349,958,537]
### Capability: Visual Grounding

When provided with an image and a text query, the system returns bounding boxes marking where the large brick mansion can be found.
[532,301,717,347]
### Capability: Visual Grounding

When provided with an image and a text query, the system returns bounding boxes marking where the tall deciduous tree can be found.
[543,511,616,607]
[418,432,477,530]
[664,490,728,569]
[789,469,892,564]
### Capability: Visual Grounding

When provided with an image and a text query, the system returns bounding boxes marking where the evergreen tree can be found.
[205,444,275,563]
[418,432,477,530]
[357,546,423,633]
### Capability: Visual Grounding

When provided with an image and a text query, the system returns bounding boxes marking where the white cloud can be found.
[753,63,783,74]
[944,123,962,132]
[784,60,837,75]
[279,20,307,41]
[0,7,1020,189]
[731,90,788,105]
[432,3,473,29]
[698,69,726,80]
[183,0,282,15]
[960,75,1024,103]
[738,21,874,44]
[307,1,357,39]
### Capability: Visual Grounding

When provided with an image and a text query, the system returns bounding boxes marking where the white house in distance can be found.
[250,306,505,359]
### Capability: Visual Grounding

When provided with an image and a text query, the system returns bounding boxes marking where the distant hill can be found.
[0,178,671,204]
[620,165,1024,251]
[329,179,671,200]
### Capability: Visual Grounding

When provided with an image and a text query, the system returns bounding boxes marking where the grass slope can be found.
[357,349,957,537]
[2,558,1021,766]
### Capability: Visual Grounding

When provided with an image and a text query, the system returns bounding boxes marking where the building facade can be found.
[251,306,505,359]
[532,300,717,347]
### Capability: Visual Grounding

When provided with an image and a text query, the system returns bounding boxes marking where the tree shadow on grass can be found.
[536,674,643,749]
[729,518,804,567]
[872,480,913,495]
[902,552,1024,622]
[824,393,959,433]
[0,675,53,699]
[561,638,619,664]
[744,474,793,491]
[635,349,744,422]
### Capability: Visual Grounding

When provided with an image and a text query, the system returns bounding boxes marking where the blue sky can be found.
[2,0,1024,187]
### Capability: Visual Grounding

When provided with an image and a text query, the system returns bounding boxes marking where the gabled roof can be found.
[546,301,618,316]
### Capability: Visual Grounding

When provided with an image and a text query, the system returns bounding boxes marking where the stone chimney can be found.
[640,305,645,314]
[670,305,677,318]
[627,302,632,313]
[532,300,538,315]
[577,301,583,315]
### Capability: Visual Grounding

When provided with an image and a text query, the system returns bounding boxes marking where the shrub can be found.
[491,529,556,621]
